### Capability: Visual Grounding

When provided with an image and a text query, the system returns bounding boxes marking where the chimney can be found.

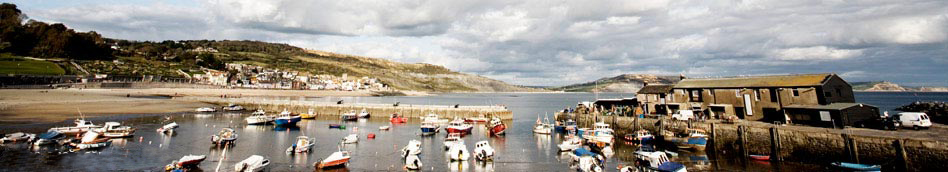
[643,82,648,87]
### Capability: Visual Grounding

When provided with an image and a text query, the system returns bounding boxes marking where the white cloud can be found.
[771,46,863,61]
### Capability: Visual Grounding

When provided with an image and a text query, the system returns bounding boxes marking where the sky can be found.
[6,0,948,86]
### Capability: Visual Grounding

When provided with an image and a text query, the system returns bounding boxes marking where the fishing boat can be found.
[587,122,615,146]
[830,162,881,171]
[235,155,270,172]
[328,124,345,129]
[341,110,358,121]
[443,133,463,150]
[273,109,302,126]
[357,109,370,118]
[404,154,423,170]
[533,115,554,134]
[32,131,65,146]
[195,107,217,112]
[401,139,422,158]
[390,113,407,123]
[96,122,135,138]
[672,129,708,151]
[173,155,207,168]
[68,131,110,150]
[48,119,101,135]
[473,141,495,161]
[211,128,238,146]
[286,136,316,153]
[0,132,35,143]
[300,109,317,119]
[622,130,654,144]
[420,121,440,135]
[633,151,687,172]
[379,126,391,130]
[223,104,245,111]
[558,135,583,152]
[555,119,577,133]
[245,110,273,125]
[446,141,470,161]
[342,134,358,144]
[487,117,507,136]
[156,122,179,133]
[422,114,449,124]
[445,118,473,134]
[749,155,770,161]
[315,150,351,169]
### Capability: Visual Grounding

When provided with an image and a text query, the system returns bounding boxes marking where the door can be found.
[743,94,753,116]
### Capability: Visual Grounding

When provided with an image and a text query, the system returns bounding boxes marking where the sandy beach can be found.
[0,88,393,125]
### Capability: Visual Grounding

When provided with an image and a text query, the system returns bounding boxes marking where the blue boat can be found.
[274,116,301,126]
[420,122,439,135]
[831,162,881,171]
[655,162,686,172]
[555,119,577,133]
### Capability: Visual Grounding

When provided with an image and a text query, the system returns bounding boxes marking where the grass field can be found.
[0,54,66,75]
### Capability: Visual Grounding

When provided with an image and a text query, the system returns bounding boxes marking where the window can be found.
[769,88,778,102]
[735,90,740,97]
[824,91,832,97]
[792,88,800,97]
[754,89,761,101]
[690,89,702,102]
[836,89,842,97]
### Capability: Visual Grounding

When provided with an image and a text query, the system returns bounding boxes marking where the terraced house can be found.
[654,73,877,127]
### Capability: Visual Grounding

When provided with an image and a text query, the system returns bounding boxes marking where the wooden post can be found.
[894,139,909,171]
[739,125,748,160]
[851,137,860,164]
[710,123,716,149]
[769,127,781,161]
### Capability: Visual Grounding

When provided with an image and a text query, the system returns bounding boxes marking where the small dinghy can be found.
[830,162,881,171]
[342,134,358,144]
[195,107,217,112]
[1,132,36,143]
[401,139,422,158]
[443,133,463,150]
[749,154,770,161]
[97,122,136,138]
[379,126,391,130]
[446,141,470,161]
[33,131,65,146]
[315,150,351,169]
[286,136,316,153]
[223,104,245,111]
[367,133,376,139]
[329,124,345,129]
[300,108,317,119]
[235,155,269,172]
[533,115,553,134]
[245,110,273,125]
[166,154,207,170]
[211,128,238,146]
[473,141,495,161]
[404,154,423,170]
[390,113,407,123]
[156,122,179,133]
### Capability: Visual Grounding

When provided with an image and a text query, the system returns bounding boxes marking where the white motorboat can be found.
[443,133,463,150]
[422,114,449,124]
[68,131,110,150]
[473,141,495,161]
[246,110,273,125]
[315,150,351,169]
[33,131,65,146]
[405,154,423,170]
[156,122,178,133]
[223,104,245,111]
[235,155,270,172]
[165,154,207,170]
[558,135,583,152]
[286,136,316,153]
[420,121,440,135]
[0,132,35,143]
[379,126,391,130]
[445,118,473,134]
[446,141,470,161]
[357,109,370,118]
[401,139,422,158]
[342,134,358,144]
[96,122,135,138]
[195,107,217,112]
[341,110,358,121]
[633,151,688,172]
[587,122,615,146]
[48,119,101,135]
[211,128,238,146]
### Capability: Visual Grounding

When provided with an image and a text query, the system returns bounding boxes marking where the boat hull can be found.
[489,124,507,135]
[390,117,407,123]
[341,115,358,121]
[446,127,472,134]
[318,158,350,169]
[274,116,301,126]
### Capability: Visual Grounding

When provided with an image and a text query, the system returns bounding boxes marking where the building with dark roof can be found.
[666,73,860,124]
[636,84,675,115]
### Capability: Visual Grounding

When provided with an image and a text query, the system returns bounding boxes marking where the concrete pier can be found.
[184,97,513,119]
[559,112,948,171]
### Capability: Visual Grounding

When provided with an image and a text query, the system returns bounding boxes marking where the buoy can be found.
[367,133,376,139]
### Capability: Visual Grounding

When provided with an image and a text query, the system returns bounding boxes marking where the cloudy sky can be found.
[8,0,948,86]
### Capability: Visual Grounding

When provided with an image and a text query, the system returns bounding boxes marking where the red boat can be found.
[749,155,770,161]
[464,117,489,123]
[367,133,376,139]
[390,114,407,123]
[445,119,473,134]
[487,118,506,135]
[315,151,351,169]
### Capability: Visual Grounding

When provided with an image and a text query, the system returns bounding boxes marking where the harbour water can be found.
[0,92,945,171]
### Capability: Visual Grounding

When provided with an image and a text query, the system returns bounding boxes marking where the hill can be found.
[553,74,680,92]
[0,3,540,92]
[851,81,948,92]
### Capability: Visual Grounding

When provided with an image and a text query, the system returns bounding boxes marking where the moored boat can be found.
[622,129,654,144]
[487,117,507,136]
[830,162,881,171]
[445,118,473,134]
[390,113,407,123]
[286,136,316,153]
[420,121,439,135]
[401,139,422,158]
[315,151,351,169]
[634,151,687,172]
[586,122,615,146]
[558,135,583,152]
[404,154,423,170]
[273,109,302,126]
[443,133,463,150]
[167,154,206,170]
[235,155,269,172]
[156,122,179,133]
[555,119,577,133]
[48,119,101,135]
[223,104,245,111]
[342,134,358,144]
[96,122,135,138]
[245,110,273,125]
[473,141,495,161]
[211,128,238,146]
[329,124,345,129]
[533,115,553,134]
[341,110,358,121]
[300,108,317,119]
[32,131,65,146]
[446,141,470,161]
[357,109,370,118]
[379,126,391,130]
[0,132,35,143]
[68,131,110,150]
[195,107,217,112]
[749,155,770,161]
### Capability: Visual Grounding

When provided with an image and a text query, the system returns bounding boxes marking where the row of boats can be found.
[1,118,140,152]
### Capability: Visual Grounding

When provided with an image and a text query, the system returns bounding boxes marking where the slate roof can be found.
[674,74,834,88]
[637,84,674,94]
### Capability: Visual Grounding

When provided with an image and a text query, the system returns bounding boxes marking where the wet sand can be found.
[0,88,390,124]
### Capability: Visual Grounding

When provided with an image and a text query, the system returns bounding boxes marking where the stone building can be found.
[636,84,675,115]
[665,73,861,124]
